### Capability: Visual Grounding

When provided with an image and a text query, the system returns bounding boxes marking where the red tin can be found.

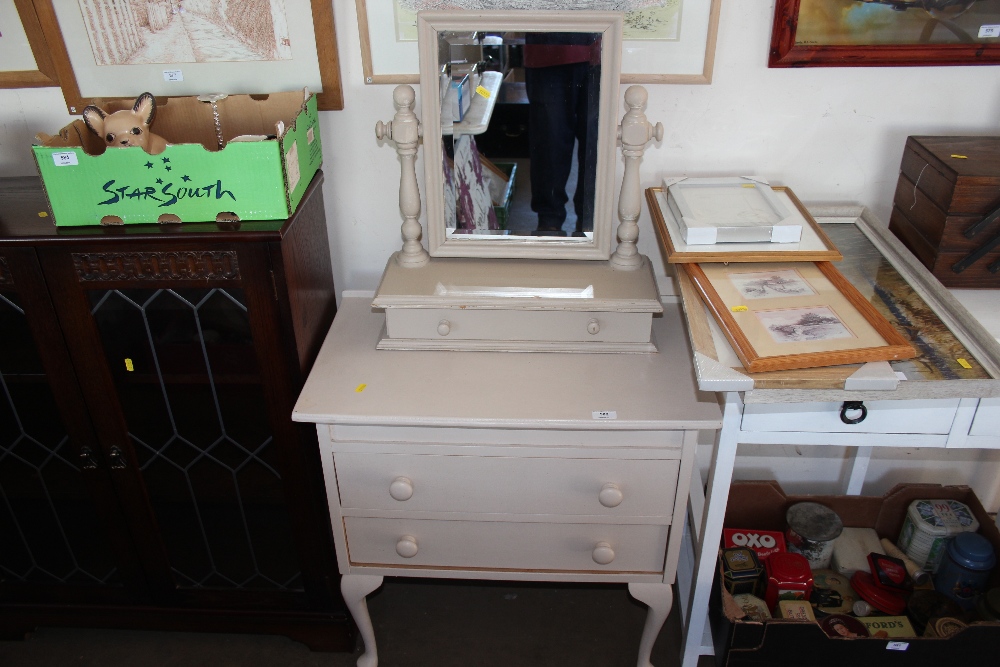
[724,528,787,561]
[850,570,908,615]
[764,552,814,612]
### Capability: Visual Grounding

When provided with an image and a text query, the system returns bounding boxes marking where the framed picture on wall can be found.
[770,0,1000,67]
[1,0,59,88]
[30,0,343,112]
[356,0,723,84]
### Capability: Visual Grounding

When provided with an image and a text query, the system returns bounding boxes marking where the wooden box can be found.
[889,136,1000,288]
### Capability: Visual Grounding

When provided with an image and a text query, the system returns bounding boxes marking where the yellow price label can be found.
[355,383,367,393]
[741,184,756,188]
[476,85,491,98]
[951,154,968,159]
[125,358,134,372]
[957,358,973,369]
[38,211,48,217]
[731,305,749,312]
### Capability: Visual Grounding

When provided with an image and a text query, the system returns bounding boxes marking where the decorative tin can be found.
[849,570,907,616]
[906,589,964,636]
[722,547,765,597]
[933,531,996,610]
[764,552,813,613]
[819,614,870,639]
[868,553,913,593]
[724,528,787,562]
[785,502,843,569]
[857,615,917,639]
[810,570,858,616]
[778,599,816,622]
[923,617,968,638]
[732,594,772,622]
[897,499,980,573]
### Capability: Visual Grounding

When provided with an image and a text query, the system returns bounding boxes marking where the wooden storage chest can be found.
[889,136,1000,288]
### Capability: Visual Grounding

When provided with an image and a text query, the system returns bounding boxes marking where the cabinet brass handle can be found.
[840,401,868,425]
[79,446,98,470]
[108,446,127,469]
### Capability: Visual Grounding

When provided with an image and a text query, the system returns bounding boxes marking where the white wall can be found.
[3,0,1000,505]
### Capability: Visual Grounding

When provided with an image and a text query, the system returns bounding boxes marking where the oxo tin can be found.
[897,498,979,573]
[785,502,843,569]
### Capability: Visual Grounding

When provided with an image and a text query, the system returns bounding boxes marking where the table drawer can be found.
[334,453,680,519]
[344,517,669,573]
[741,399,961,434]
[971,397,1000,437]
[384,308,653,343]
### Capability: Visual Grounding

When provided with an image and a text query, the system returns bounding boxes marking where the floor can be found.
[0,578,716,667]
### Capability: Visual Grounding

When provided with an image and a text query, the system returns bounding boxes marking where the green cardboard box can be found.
[33,90,322,226]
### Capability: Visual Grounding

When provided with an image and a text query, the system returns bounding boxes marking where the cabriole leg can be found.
[341,574,384,667]
[628,582,673,667]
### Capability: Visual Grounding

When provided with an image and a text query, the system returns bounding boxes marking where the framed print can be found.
[770,0,1000,67]
[647,185,844,263]
[682,261,917,373]
[355,0,723,84]
[31,0,343,113]
[1,0,59,87]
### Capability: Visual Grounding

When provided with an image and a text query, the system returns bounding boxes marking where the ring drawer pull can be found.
[598,483,623,508]
[396,535,419,558]
[437,319,451,336]
[592,542,616,565]
[587,318,600,335]
[840,401,868,425]
[389,476,414,501]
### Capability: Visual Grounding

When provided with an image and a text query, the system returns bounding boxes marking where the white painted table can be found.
[293,295,721,667]
[673,206,1000,667]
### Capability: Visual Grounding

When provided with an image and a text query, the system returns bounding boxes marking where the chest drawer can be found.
[344,517,669,573]
[384,308,653,343]
[334,453,680,519]
[741,399,960,435]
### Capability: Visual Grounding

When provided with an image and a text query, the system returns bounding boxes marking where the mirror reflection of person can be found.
[523,32,601,236]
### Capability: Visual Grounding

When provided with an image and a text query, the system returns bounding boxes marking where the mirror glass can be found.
[419,11,622,259]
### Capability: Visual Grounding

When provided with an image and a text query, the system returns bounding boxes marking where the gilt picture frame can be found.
[355,0,723,84]
[683,260,917,373]
[30,0,343,113]
[1,0,59,88]
[770,0,1000,67]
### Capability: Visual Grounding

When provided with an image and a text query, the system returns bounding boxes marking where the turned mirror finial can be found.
[376,84,429,268]
[610,85,663,270]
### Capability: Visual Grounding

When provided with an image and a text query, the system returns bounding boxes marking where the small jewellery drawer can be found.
[344,517,669,573]
[384,308,653,343]
[334,453,680,519]
[741,399,961,435]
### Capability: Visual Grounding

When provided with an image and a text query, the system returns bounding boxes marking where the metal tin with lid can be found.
[849,570,908,616]
[764,552,813,612]
[897,499,979,573]
[722,547,765,597]
[785,502,843,569]
[933,531,996,610]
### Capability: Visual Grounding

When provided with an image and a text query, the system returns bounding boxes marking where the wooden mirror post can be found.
[611,85,662,270]
[376,85,430,268]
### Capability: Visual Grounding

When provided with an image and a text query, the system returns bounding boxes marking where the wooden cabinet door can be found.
[38,240,333,610]
[0,246,148,605]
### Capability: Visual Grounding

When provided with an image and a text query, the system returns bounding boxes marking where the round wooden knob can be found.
[592,542,615,565]
[587,319,600,335]
[598,483,623,508]
[396,535,419,558]
[389,477,413,501]
[437,320,451,336]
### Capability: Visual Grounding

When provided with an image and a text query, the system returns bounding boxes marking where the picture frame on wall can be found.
[770,0,1000,67]
[30,0,343,113]
[356,0,723,84]
[1,0,59,88]
[682,261,917,373]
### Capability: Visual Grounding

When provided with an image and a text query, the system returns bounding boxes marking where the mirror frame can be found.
[419,10,623,260]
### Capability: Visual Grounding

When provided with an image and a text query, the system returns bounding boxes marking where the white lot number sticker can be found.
[886,642,909,651]
[980,25,1000,38]
[592,411,617,420]
[163,69,184,82]
[52,152,78,167]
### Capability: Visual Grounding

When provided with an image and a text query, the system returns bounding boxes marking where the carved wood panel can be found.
[73,251,240,282]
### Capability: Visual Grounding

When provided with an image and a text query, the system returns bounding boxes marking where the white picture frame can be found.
[355,0,723,84]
